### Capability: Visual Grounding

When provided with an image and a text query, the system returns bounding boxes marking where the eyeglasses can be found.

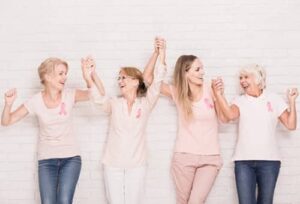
[117,75,136,81]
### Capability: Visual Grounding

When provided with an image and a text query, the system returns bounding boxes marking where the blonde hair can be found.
[120,67,147,97]
[38,58,68,84]
[239,64,266,92]
[173,55,198,120]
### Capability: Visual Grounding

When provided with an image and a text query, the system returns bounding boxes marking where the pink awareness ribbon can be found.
[204,98,214,109]
[136,108,141,118]
[267,101,273,112]
[59,102,67,115]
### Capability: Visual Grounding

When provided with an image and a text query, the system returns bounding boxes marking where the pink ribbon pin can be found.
[267,101,273,112]
[59,102,67,115]
[136,108,141,118]
[204,98,214,109]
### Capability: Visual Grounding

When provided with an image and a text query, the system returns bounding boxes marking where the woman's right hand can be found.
[81,56,95,82]
[4,88,17,106]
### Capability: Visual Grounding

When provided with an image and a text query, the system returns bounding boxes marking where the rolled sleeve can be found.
[145,63,167,109]
[89,86,112,114]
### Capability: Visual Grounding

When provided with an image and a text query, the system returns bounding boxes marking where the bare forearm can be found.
[215,94,236,120]
[92,72,105,96]
[287,101,297,129]
[1,104,12,126]
[143,52,159,85]
[84,78,93,88]
[214,100,229,123]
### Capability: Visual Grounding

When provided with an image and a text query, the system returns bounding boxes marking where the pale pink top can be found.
[169,83,220,155]
[232,92,288,161]
[24,89,80,160]
[90,64,166,168]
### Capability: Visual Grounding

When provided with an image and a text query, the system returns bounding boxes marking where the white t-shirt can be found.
[24,89,80,160]
[232,92,288,161]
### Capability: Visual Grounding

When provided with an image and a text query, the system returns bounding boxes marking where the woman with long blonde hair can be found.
[144,38,227,204]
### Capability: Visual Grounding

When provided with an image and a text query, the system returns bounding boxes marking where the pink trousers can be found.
[171,153,222,204]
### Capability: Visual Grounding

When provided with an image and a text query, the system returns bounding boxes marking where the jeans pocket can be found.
[70,156,82,164]
[38,159,54,167]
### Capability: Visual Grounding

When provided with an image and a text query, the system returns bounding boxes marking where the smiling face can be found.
[238,64,266,96]
[186,58,205,85]
[45,63,68,91]
[239,73,259,95]
[118,69,139,96]
[38,58,69,91]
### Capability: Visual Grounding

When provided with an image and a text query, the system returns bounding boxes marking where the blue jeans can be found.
[235,160,280,204]
[38,156,81,204]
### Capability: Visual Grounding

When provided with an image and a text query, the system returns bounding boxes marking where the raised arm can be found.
[75,56,105,102]
[80,56,111,113]
[143,39,159,85]
[279,88,298,130]
[143,37,171,97]
[209,84,229,123]
[1,89,29,126]
[155,38,172,97]
[212,77,240,122]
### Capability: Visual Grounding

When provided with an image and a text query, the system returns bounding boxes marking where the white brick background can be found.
[0,0,300,203]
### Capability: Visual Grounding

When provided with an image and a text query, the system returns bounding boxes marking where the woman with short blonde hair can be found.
[1,57,101,204]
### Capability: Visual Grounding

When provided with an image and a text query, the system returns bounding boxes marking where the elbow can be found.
[285,121,297,131]
[143,75,153,86]
[225,113,237,122]
[227,115,235,121]
[222,118,230,123]
[219,116,230,123]
[287,125,297,131]
[100,90,106,96]
[217,110,235,123]
[1,120,10,127]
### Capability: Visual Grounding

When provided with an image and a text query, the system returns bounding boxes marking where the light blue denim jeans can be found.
[38,155,81,204]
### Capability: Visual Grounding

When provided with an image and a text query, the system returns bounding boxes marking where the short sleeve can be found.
[273,94,288,117]
[89,86,112,114]
[66,89,76,106]
[23,95,37,114]
[231,95,242,108]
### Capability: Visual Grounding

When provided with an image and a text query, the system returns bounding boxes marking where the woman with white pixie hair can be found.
[212,64,298,204]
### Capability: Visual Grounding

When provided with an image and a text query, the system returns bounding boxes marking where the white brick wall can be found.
[0,0,300,203]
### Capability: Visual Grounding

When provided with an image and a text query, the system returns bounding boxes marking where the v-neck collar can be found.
[122,97,140,117]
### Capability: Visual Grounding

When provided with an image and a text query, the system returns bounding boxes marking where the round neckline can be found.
[191,84,206,104]
[40,91,64,110]
[245,91,266,101]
